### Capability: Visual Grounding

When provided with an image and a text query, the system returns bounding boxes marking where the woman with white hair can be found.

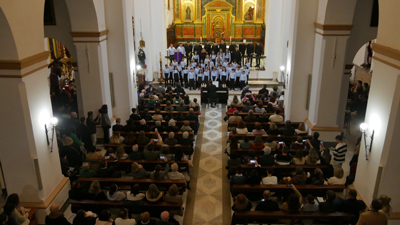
[167,163,186,180]
[164,132,178,145]
[128,144,144,160]
[166,119,179,132]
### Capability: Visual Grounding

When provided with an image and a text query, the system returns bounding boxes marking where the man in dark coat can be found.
[185,42,192,54]
[86,111,101,145]
[247,41,255,65]
[185,108,199,134]
[206,80,218,107]
[219,39,227,52]
[255,42,264,67]
[194,42,202,54]
[45,204,71,225]
[232,46,242,65]
[212,43,219,55]
[76,117,93,148]
[204,40,211,54]
[229,41,237,53]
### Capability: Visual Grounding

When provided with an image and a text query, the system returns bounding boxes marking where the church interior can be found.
[0,0,399,224]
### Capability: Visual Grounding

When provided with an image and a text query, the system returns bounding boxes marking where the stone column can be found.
[0,51,69,223]
[305,24,353,140]
[71,31,113,119]
[104,0,138,121]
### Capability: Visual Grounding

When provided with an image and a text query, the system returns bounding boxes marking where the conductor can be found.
[207,80,218,107]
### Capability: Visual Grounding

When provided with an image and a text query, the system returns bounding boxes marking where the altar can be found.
[170,0,266,44]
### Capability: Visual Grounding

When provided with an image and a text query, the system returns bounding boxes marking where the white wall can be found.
[165,0,174,29]
[353,44,367,66]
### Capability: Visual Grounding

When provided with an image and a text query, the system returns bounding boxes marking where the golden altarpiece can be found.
[172,0,266,43]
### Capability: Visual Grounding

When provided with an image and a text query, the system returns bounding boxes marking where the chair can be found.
[208,97,219,108]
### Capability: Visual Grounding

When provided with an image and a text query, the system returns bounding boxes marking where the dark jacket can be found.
[86,116,100,134]
[207,84,218,98]
[255,199,280,211]
[76,124,93,147]
[112,124,124,132]
[45,212,71,225]
[185,113,199,123]
[279,127,296,136]
[257,155,275,166]
[69,188,86,200]
[129,151,144,160]
[341,198,367,225]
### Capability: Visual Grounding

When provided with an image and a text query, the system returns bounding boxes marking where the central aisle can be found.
[183,104,231,225]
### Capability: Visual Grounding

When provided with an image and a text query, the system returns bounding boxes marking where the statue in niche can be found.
[244,6,255,20]
[186,6,191,20]
[138,47,146,65]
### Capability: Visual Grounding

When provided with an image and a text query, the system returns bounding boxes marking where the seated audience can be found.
[166,119,180,133]
[110,131,124,144]
[291,149,306,165]
[236,121,248,134]
[357,199,388,225]
[291,136,305,150]
[311,168,326,185]
[255,190,279,211]
[69,180,86,200]
[230,166,247,192]
[129,108,141,121]
[180,120,193,132]
[165,101,174,111]
[228,110,242,123]
[175,102,187,111]
[137,119,151,132]
[150,161,170,180]
[87,180,107,200]
[131,162,148,179]
[264,135,279,152]
[266,122,280,135]
[137,131,150,145]
[269,109,283,123]
[251,122,266,135]
[124,132,137,145]
[144,142,161,160]
[79,163,96,178]
[254,101,266,113]
[164,132,178,145]
[261,168,278,184]
[226,137,240,156]
[319,190,343,213]
[96,210,113,225]
[301,195,319,224]
[280,120,295,136]
[126,184,145,202]
[290,166,307,185]
[327,168,345,185]
[115,145,129,159]
[114,209,136,225]
[72,209,96,225]
[280,185,302,223]
[275,146,292,165]
[230,95,240,105]
[244,110,257,122]
[251,135,264,149]
[163,184,184,216]
[123,120,137,133]
[112,118,124,132]
[106,184,126,201]
[4,194,29,225]
[239,135,252,148]
[295,122,308,135]
[45,204,71,225]
[146,184,163,203]
[242,101,254,113]
[128,144,144,160]
[96,161,120,178]
[258,111,270,122]
[167,163,186,181]
[86,146,103,170]
[226,104,238,114]
[305,148,320,165]
[231,194,253,225]
[342,189,367,225]
[227,152,242,179]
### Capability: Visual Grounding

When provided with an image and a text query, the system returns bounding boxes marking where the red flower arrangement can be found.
[142,64,147,69]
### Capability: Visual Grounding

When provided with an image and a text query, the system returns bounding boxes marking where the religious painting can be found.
[184,3,194,21]
[244,5,255,21]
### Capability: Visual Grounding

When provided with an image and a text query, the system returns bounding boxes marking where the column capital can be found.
[0,51,49,78]
[71,29,108,43]
[314,22,353,36]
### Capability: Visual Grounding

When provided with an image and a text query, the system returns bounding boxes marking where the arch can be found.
[317,0,357,25]
[0,7,18,60]
[65,0,105,32]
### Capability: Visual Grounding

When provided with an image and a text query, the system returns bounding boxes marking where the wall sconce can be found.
[360,122,374,160]
[45,117,58,152]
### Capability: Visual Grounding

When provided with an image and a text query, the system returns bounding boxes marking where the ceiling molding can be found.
[70,29,109,37]
[0,51,49,70]
[314,22,353,31]
[373,43,400,62]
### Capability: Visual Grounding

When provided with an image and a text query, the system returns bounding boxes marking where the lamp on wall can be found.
[45,117,58,152]
[360,122,374,160]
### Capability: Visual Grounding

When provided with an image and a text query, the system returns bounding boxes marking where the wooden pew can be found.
[130,120,196,129]
[105,159,190,172]
[102,143,193,154]
[78,177,186,193]
[229,164,327,178]
[234,211,354,225]
[139,111,199,115]
[227,121,301,130]
[230,148,309,157]
[232,184,346,197]
[229,134,312,142]
[118,131,194,139]
[69,199,181,214]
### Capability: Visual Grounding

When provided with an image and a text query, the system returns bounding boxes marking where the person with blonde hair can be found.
[145,184,163,202]
[79,162,96,178]
[131,162,148,179]
[379,194,392,218]
[292,149,306,165]
[305,148,320,165]
[88,180,107,200]
[311,168,326,185]
[110,131,123,144]
[167,163,186,181]
[180,120,193,132]
[327,168,345,185]
[267,122,280,135]
[295,122,308,135]
[139,212,155,225]
[116,145,128,159]
[163,184,184,216]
